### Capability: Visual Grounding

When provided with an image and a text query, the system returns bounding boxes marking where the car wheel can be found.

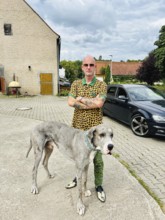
[131,114,149,137]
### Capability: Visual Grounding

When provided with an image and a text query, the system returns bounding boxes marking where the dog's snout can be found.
[108,144,113,151]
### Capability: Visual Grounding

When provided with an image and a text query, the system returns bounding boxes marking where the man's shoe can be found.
[96,186,106,202]
[65,177,77,189]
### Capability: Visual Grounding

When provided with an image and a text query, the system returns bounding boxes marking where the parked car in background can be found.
[103,84,165,137]
[59,77,71,87]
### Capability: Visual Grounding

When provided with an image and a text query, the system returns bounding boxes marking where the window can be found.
[107,87,117,97]
[117,88,127,98]
[4,24,12,35]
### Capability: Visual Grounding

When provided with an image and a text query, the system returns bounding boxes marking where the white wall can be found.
[0,0,60,95]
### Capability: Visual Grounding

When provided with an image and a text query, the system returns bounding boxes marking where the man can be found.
[66,55,107,202]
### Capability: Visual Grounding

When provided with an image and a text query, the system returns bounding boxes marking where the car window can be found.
[128,89,141,100]
[117,88,127,98]
[127,87,164,101]
[148,87,165,98]
[107,87,117,97]
[145,88,164,100]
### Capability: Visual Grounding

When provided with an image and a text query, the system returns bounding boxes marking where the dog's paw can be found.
[31,185,39,194]
[48,174,55,179]
[84,189,91,197]
[77,201,86,216]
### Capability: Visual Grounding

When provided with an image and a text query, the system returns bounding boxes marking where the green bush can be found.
[113,75,136,83]
[58,89,69,96]
[154,84,165,92]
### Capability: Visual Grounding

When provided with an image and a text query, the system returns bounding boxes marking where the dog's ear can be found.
[87,126,96,141]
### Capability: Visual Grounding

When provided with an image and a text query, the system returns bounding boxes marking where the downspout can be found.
[57,36,61,95]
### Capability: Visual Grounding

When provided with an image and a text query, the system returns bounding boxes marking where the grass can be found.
[112,153,165,214]
[154,84,165,92]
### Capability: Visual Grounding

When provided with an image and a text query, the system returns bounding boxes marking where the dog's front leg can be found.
[31,149,43,194]
[76,169,86,216]
[83,165,91,197]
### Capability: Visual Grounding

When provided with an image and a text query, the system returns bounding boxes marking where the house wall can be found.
[0,0,60,95]
[95,61,142,80]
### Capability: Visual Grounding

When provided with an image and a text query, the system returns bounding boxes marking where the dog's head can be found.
[87,124,114,155]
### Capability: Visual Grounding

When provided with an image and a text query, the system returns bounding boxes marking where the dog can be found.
[26,121,114,216]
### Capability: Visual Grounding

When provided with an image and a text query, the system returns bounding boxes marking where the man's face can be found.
[82,57,96,77]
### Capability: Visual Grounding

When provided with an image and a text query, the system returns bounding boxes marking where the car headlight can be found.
[152,115,165,122]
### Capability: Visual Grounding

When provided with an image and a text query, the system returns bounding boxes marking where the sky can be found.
[26,0,165,62]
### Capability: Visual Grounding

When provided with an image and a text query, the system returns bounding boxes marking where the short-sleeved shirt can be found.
[68,76,107,130]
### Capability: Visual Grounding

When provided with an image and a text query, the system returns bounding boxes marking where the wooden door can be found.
[40,73,53,95]
[0,77,6,94]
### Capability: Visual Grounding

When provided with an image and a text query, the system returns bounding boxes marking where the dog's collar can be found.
[85,132,97,151]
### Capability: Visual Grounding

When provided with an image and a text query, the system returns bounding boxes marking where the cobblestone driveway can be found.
[0,95,165,206]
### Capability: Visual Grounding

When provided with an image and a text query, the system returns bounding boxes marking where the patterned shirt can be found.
[68,76,107,130]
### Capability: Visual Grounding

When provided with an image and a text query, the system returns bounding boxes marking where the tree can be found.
[98,55,102,60]
[136,52,160,85]
[154,25,165,79]
[100,67,106,75]
[104,65,111,84]
[60,60,83,83]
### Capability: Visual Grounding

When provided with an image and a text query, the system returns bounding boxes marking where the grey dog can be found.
[26,121,114,216]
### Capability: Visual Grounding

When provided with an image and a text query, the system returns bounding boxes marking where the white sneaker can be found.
[96,186,106,202]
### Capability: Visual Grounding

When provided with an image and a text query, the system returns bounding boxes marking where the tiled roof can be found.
[95,61,110,75]
[96,61,142,76]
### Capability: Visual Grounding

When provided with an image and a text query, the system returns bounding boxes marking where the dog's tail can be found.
[26,139,32,158]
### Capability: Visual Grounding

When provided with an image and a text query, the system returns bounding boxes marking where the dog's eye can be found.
[100,133,105,137]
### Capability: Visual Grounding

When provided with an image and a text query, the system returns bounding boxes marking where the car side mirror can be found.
[118,95,128,100]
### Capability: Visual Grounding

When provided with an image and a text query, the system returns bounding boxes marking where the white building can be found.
[59,67,66,78]
[0,0,60,95]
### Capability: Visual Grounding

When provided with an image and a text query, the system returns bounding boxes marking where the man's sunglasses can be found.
[83,64,95,67]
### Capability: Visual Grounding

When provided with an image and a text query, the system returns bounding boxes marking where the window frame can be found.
[4,23,12,35]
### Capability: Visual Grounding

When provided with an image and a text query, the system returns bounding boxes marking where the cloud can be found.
[26,0,165,61]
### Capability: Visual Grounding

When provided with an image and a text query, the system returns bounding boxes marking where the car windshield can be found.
[127,86,165,101]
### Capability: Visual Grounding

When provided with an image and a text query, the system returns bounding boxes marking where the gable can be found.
[24,0,60,37]
[1,0,60,38]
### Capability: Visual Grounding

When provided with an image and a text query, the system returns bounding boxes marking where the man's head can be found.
[82,55,96,78]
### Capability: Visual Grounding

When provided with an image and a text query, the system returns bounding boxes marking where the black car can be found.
[103,84,165,137]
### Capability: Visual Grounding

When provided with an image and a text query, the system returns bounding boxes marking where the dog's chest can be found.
[89,151,97,162]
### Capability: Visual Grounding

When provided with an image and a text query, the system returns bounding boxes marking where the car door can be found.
[113,87,131,124]
[103,86,118,117]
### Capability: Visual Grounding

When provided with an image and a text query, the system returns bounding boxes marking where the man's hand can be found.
[68,94,105,110]
[76,96,83,102]
[76,95,105,109]
[68,96,87,109]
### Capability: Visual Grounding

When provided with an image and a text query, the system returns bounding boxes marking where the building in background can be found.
[0,0,60,95]
[95,61,142,81]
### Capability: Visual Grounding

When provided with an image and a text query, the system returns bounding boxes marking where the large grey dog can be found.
[26,121,114,216]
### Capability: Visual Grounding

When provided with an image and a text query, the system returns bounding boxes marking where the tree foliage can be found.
[104,65,111,84]
[100,67,106,75]
[60,60,83,83]
[154,25,165,79]
[98,55,102,60]
[136,52,160,85]
[127,59,143,62]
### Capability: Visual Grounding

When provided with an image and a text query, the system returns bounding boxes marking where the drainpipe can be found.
[57,36,61,95]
